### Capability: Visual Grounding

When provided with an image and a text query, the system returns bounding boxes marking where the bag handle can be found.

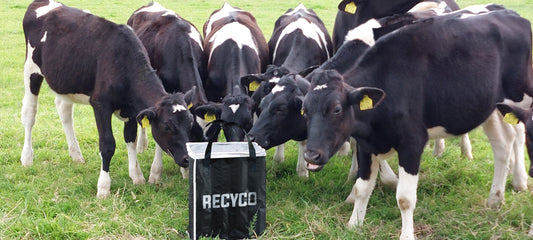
[204,120,256,160]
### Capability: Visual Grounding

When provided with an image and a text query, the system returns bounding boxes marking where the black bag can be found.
[187,122,266,239]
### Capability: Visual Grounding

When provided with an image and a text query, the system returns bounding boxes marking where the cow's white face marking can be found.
[273,18,330,62]
[40,31,47,43]
[205,2,243,37]
[344,19,381,46]
[284,3,310,16]
[35,0,62,18]
[134,1,177,17]
[271,85,285,94]
[208,22,258,64]
[229,104,240,113]
[269,77,280,84]
[313,84,327,91]
[189,25,204,51]
[173,104,187,113]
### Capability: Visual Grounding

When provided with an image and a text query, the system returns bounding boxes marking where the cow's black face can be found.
[303,69,385,171]
[303,70,355,171]
[220,94,255,141]
[496,103,533,177]
[137,93,193,167]
[248,76,307,149]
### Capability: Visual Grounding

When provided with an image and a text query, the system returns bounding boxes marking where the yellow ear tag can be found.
[301,109,304,115]
[503,112,519,125]
[249,81,260,92]
[345,2,357,14]
[204,113,216,123]
[359,95,373,111]
[141,116,150,128]
[187,103,193,109]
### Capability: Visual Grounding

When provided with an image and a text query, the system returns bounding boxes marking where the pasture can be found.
[1,0,533,239]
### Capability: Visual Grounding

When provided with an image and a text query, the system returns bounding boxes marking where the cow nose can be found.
[304,150,321,163]
[176,155,191,168]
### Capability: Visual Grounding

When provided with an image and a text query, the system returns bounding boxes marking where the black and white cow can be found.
[332,0,459,52]
[127,2,208,181]
[197,3,269,141]
[302,9,533,239]
[21,0,194,198]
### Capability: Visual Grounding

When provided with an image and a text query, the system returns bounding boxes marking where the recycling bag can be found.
[187,139,266,239]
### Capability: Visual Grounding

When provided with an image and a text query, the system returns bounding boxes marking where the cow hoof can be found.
[528,223,533,237]
[487,192,504,209]
[97,190,110,199]
[69,148,85,163]
[345,193,356,204]
[148,175,160,184]
[132,177,146,185]
[21,148,34,167]
[512,181,527,192]
[463,152,473,160]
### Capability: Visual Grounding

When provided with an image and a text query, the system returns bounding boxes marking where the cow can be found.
[302,9,533,239]
[21,0,195,198]
[195,3,269,141]
[332,0,459,52]
[127,1,208,181]
[238,3,332,172]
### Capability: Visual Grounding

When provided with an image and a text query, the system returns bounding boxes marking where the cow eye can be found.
[333,105,342,114]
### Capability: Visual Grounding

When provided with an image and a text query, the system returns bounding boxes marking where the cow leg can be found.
[529,222,533,237]
[181,167,189,179]
[511,123,527,191]
[395,136,425,240]
[137,127,149,153]
[273,144,285,163]
[460,133,473,160]
[337,141,351,156]
[482,111,514,209]
[347,150,380,228]
[149,144,163,183]
[21,44,44,167]
[124,120,145,185]
[54,97,84,163]
[346,138,358,183]
[94,109,115,199]
[296,141,308,178]
[433,139,445,157]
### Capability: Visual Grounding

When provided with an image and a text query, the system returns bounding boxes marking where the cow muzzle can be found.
[304,149,325,172]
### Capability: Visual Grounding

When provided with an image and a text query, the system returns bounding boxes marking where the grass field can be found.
[1,0,533,239]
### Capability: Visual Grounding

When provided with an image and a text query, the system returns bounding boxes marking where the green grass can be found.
[1,0,533,239]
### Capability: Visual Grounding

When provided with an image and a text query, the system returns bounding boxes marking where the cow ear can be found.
[338,0,357,14]
[184,86,208,110]
[347,87,385,111]
[241,74,264,93]
[194,103,222,123]
[298,65,319,78]
[496,103,530,125]
[137,107,157,128]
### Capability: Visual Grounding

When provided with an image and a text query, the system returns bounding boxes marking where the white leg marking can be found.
[397,167,419,240]
[346,138,358,183]
[296,141,308,178]
[97,168,111,199]
[137,127,148,153]
[127,142,145,185]
[529,223,533,237]
[181,167,189,179]
[21,43,42,167]
[337,141,351,156]
[433,138,445,157]
[54,96,84,163]
[511,123,528,191]
[273,144,285,163]
[482,111,513,209]
[460,133,473,160]
[148,144,163,184]
[347,157,380,228]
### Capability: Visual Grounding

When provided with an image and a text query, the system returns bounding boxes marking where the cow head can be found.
[302,69,384,171]
[241,65,291,115]
[496,103,533,177]
[136,93,194,167]
[248,74,309,149]
[194,93,255,141]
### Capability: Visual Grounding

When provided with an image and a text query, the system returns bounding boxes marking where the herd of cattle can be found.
[20,0,533,238]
